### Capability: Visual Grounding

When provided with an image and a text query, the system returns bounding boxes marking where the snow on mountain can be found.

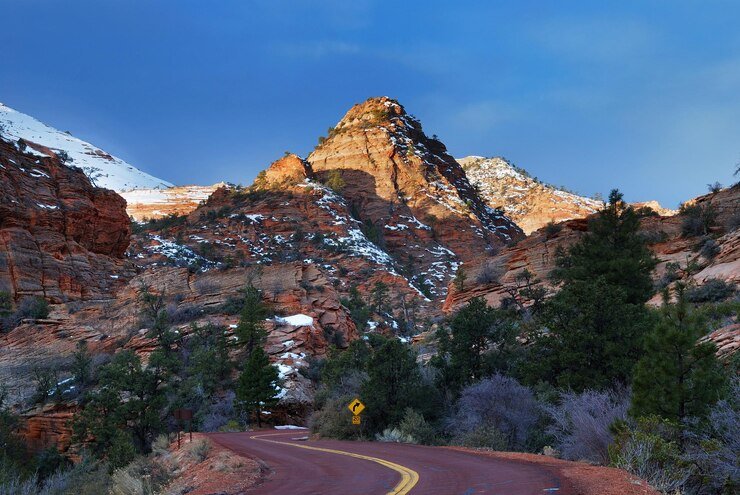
[457,156,603,235]
[0,102,172,192]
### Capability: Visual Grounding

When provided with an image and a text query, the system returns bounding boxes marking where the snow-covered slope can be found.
[0,102,172,192]
[458,156,603,234]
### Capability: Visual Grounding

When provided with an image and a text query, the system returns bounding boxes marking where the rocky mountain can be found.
[443,183,739,353]
[457,156,603,234]
[121,184,223,220]
[0,102,171,192]
[308,97,522,276]
[0,135,132,303]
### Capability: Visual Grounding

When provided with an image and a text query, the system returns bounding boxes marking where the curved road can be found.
[208,431,570,494]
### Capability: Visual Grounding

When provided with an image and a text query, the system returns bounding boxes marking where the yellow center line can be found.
[252,432,420,495]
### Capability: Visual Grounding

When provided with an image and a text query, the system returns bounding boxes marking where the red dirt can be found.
[448,448,659,495]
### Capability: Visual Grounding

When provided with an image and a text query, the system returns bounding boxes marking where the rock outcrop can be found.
[0,136,132,302]
[444,184,739,318]
[122,184,222,221]
[308,97,523,286]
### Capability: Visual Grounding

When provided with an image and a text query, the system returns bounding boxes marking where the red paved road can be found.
[208,430,570,495]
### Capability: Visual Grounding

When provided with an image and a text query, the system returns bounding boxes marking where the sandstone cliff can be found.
[0,136,132,302]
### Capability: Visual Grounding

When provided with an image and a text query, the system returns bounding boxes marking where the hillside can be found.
[0,102,171,192]
[458,156,603,234]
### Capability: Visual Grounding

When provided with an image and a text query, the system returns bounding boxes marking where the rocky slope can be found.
[308,98,523,280]
[458,156,603,234]
[459,156,677,234]
[0,102,171,192]
[122,184,222,220]
[0,135,132,302]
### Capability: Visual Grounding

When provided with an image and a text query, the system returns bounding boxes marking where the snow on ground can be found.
[274,425,307,430]
[0,102,172,192]
[274,314,314,327]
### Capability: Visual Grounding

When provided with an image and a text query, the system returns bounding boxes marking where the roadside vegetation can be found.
[309,190,739,494]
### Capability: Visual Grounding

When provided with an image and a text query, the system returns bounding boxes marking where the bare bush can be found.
[683,379,740,493]
[187,439,211,463]
[476,261,505,285]
[612,433,692,493]
[376,427,416,443]
[200,391,235,432]
[545,388,629,464]
[447,375,539,450]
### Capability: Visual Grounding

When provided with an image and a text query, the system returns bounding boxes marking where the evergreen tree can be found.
[631,284,728,422]
[453,266,467,292]
[71,340,92,386]
[433,297,518,394]
[235,347,279,427]
[362,338,436,431]
[236,285,268,355]
[340,286,370,329]
[370,281,389,313]
[525,190,657,391]
[73,350,167,455]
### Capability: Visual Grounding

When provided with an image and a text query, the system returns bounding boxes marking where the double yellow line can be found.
[252,432,419,494]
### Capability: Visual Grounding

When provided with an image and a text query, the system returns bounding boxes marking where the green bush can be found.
[187,439,211,463]
[451,425,508,450]
[686,279,736,303]
[396,408,438,445]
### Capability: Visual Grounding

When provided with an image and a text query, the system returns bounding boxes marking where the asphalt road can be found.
[208,431,570,495]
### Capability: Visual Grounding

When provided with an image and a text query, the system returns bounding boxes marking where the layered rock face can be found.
[444,184,739,316]
[308,97,523,288]
[0,136,131,302]
[122,184,222,221]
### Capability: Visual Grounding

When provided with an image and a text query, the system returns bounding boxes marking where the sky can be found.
[1,0,739,207]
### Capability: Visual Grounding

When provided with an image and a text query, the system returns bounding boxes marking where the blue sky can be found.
[2,0,739,206]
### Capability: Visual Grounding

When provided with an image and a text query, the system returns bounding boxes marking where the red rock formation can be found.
[122,184,222,221]
[307,97,523,292]
[445,184,739,314]
[0,136,131,302]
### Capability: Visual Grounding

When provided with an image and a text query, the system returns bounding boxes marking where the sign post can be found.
[173,408,194,447]
[347,398,365,426]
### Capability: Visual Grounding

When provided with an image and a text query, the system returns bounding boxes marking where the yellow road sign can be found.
[348,398,365,415]
[352,415,361,425]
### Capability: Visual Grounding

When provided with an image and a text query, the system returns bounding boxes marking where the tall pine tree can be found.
[236,285,268,354]
[235,347,279,427]
[525,190,657,391]
[631,284,727,422]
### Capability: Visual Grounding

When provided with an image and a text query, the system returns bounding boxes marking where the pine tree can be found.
[525,190,657,391]
[236,285,268,355]
[453,266,467,292]
[631,284,728,422]
[362,338,435,432]
[433,297,517,393]
[71,340,92,386]
[235,347,279,427]
[370,281,389,313]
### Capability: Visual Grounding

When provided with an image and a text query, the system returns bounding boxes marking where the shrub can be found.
[686,278,736,303]
[451,425,508,450]
[188,439,211,463]
[396,408,437,445]
[448,375,539,450]
[699,237,721,259]
[655,262,681,290]
[151,434,171,457]
[545,389,629,464]
[475,261,505,285]
[376,428,416,444]
[324,170,345,192]
[544,221,562,238]
[610,417,692,494]
[309,395,363,440]
[726,211,740,232]
[682,379,739,493]
[680,203,716,237]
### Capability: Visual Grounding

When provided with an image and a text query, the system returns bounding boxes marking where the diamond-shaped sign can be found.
[347,398,365,415]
